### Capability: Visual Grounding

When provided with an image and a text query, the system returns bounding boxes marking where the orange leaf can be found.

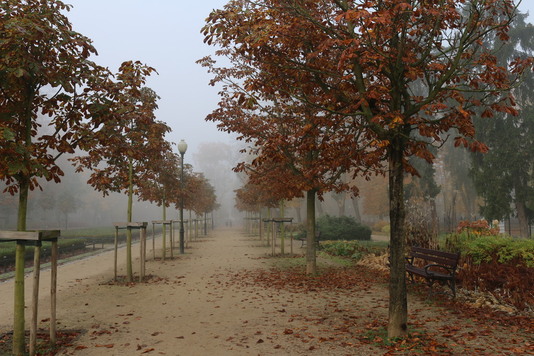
[95,344,114,348]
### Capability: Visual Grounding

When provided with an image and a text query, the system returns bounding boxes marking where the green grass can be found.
[0,226,148,273]
[60,226,118,238]
[268,251,356,270]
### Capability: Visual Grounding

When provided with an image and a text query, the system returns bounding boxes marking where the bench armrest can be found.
[424,264,455,276]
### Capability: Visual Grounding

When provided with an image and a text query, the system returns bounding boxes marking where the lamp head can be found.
[178,139,188,155]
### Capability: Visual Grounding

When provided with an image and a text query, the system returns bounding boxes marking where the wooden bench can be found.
[405,246,460,297]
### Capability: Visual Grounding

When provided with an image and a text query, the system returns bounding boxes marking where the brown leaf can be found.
[95,344,114,348]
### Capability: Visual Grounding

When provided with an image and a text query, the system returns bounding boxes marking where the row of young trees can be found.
[1,1,218,354]
[200,0,532,338]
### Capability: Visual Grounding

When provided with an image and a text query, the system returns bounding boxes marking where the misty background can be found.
[0,1,533,235]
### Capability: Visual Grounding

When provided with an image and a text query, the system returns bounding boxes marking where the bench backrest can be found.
[410,246,460,269]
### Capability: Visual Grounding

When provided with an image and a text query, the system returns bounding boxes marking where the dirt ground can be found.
[0,227,532,355]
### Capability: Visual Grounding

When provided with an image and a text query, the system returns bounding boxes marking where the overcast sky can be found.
[66,0,233,165]
[65,0,534,165]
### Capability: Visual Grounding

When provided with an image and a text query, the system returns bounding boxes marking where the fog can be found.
[1,1,533,235]
[0,140,243,230]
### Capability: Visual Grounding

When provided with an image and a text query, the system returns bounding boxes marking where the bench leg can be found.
[448,279,456,298]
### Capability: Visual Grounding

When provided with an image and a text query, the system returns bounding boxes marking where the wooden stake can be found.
[140,228,145,282]
[290,231,294,255]
[169,224,173,259]
[162,223,166,261]
[30,243,41,356]
[151,223,155,260]
[50,239,58,345]
[114,227,118,281]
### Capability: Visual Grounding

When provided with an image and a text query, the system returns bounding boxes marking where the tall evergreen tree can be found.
[471,11,534,237]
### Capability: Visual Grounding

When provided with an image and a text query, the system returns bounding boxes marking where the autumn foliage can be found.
[201,0,533,338]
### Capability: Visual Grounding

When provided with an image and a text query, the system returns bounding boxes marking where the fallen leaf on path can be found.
[95,344,114,348]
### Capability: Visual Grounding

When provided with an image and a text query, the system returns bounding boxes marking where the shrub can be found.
[456,219,499,236]
[445,231,534,266]
[320,240,388,261]
[316,215,372,241]
[442,232,534,309]
[320,240,361,257]
[372,220,389,232]
[463,235,534,267]
[0,238,88,272]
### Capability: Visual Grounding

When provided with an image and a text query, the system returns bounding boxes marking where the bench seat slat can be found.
[410,252,458,268]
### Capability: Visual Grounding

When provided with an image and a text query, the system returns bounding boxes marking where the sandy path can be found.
[1,228,531,356]
[0,228,381,355]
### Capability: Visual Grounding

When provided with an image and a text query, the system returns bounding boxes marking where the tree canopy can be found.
[0,0,106,230]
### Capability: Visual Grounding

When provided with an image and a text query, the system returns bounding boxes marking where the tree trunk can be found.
[387,142,408,338]
[126,159,134,282]
[332,192,346,217]
[13,243,25,356]
[430,198,439,247]
[351,196,362,223]
[14,175,30,355]
[306,189,317,275]
[315,195,324,217]
[516,200,529,238]
[295,205,302,223]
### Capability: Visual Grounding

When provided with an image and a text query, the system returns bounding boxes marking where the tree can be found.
[56,190,80,228]
[73,61,171,282]
[471,11,534,237]
[196,63,377,272]
[194,142,240,224]
[358,174,389,220]
[440,139,479,230]
[141,150,181,254]
[0,1,105,353]
[405,146,441,237]
[0,0,105,229]
[189,173,218,232]
[201,0,531,337]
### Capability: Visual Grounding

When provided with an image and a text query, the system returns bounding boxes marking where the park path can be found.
[1,227,532,355]
[0,227,380,355]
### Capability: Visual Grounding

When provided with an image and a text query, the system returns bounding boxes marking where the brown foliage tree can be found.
[201,0,532,337]
[0,1,108,352]
[73,61,171,281]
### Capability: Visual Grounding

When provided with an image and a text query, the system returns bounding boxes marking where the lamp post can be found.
[178,139,187,254]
